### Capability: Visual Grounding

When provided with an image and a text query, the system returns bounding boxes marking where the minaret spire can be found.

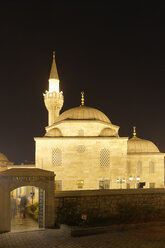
[48,51,60,93]
[50,51,59,80]
[44,52,64,126]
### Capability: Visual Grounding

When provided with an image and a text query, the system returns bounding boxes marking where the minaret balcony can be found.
[44,91,63,100]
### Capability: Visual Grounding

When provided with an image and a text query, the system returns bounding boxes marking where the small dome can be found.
[0,152,11,167]
[100,128,116,137]
[45,128,62,137]
[55,105,111,123]
[0,152,9,162]
[127,136,159,153]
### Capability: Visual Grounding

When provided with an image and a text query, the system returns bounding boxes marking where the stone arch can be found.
[0,168,55,233]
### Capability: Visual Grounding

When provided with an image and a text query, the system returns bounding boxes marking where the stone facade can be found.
[35,136,128,190]
[127,154,165,188]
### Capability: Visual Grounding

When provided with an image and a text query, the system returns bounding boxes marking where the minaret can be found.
[44,52,64,126]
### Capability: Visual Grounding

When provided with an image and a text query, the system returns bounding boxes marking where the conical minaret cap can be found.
[49,51,59,80]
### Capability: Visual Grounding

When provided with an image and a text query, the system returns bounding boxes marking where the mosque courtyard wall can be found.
[54,188,165,224]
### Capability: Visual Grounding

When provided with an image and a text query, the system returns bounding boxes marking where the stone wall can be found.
[54,189,165,223]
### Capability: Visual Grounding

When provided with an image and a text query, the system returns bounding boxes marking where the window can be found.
[136,161,142,174]
[100,148,110,167]
[55,180,62,191]
[149,183,155,188]
[99,180,110,189]
[149,161,155,174]
[77,180,84,189]
[126,183,130,189]
[52,148,62,166]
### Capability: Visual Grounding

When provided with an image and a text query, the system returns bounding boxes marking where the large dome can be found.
[127,136,159,153]
[54,105,111,123]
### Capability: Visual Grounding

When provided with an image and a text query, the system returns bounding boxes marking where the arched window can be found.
[100,148,110,167]
[136,161,142,174]
[127,161,131,174]
[149,161,155,174]
[52,148,62,166]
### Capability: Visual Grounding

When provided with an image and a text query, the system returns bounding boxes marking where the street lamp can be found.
[129,176,140,188]
[116,178,126,189]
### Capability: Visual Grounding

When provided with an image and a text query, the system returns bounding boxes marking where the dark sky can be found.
[0,1,165,164]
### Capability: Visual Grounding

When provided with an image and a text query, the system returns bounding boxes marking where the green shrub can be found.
[57,201,82,226]
[26,202,39,221]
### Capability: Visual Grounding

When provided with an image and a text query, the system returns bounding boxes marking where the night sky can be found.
[0,1,165,164]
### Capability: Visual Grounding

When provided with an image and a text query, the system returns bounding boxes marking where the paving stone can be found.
[1,223,165,248]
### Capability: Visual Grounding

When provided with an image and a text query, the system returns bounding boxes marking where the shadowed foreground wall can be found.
[55,189,165,223]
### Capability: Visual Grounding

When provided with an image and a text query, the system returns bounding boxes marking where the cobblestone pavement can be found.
[1,223,165,248]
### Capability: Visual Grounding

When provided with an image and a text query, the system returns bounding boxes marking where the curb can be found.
[71,221,165,237]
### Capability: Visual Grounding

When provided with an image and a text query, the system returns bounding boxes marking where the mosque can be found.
[0,53,164,233]
[34,53,165,190]
[0,53,165,191]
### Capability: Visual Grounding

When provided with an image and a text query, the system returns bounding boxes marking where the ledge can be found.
[55,188,165,198]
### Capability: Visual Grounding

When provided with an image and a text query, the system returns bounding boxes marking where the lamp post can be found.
[116,178,126,189]
[129,176,140,188]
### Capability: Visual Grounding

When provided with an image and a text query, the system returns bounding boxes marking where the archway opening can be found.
[10,186,45,232]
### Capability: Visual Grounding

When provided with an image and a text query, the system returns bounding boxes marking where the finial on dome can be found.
[81,91,85,106]
[133,126,136,137]
[53,51,55,59]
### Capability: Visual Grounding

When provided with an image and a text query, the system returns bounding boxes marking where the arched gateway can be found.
[0,168,55,233]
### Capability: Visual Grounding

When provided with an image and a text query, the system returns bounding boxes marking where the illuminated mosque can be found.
[0,53,164,191]
[0,53,164,233]
[33,53,165,190]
